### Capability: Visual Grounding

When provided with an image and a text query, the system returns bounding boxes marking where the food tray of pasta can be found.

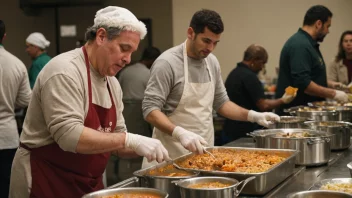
[173,147,299,195]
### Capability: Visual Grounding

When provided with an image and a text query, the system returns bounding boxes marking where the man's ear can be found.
[187,27,194,40]
[315,20,323,30]
[96,28,107,45]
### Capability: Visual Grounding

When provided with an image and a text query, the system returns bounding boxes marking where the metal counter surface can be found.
[225,138,351,198]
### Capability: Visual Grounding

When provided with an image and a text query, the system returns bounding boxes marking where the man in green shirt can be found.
[25,32,51,89]
[275,5,348,115]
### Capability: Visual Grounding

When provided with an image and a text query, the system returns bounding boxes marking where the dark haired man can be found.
[0,20,32,198]
[275,5,348,115]
[142,9,280,168]
[9,6,169,198]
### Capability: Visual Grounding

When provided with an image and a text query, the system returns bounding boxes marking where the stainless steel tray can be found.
[134,160,199,179]
[106,177,140,189]
[173,146,299,195]
[133,161,199,198]
[310,178,352,193]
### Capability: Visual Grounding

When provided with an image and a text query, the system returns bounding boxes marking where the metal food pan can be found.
[173,147,299,195]
[133,161,199,198]
[134,160,199,179]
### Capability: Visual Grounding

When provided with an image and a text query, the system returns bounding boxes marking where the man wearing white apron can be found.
[142,9,280,168]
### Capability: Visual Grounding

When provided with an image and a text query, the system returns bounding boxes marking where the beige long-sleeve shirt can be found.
[20,48,127,152]
[0,45,31,149]
[327,59,349,85]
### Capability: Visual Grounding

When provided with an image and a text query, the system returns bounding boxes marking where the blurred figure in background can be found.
[275,5,348,116]
[0,20,32,198]
[116,46,161,181]
[223,44,296,143]
[25,32,51,89]
[327,30,352,89]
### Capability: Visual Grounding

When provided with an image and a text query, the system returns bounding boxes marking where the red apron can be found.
[20,46,117,198]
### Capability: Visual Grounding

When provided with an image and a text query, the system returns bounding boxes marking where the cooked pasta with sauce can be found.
[188,181,231,189]
[176,149,286,173]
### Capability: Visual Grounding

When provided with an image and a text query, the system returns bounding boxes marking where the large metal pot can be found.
[249,129,333,166]
[331,106,352,122]
[311,101,352,122]
[285,106,339,121]
[286,190,352,198]
[268,116,309,129]
[82,187,168,198]
[173,176,255,198]
[305,121,352,150]
[133,162,199,198]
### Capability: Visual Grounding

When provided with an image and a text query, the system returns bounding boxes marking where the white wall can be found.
[172,0,352,81]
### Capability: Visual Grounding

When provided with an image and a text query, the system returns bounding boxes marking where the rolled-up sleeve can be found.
[212,58,229,111]
[40,74,85,152]
[142,59,173,119]
[290,47,312,90]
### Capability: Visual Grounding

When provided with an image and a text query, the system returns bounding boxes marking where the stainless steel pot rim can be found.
[304,121,352,127]
[143,172,200,179]
[310,178,352,190]
[278,116,308,123]
[82,187,168,198]
[174,176,240,190]
[250,129,334,138]
[287,190,352,196]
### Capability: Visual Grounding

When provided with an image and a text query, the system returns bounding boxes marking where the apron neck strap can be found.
[182,40,212,83]
[82,46,92,104]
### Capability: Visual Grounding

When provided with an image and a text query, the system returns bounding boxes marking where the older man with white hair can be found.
[25,32,51,88]
[9,6,170,198]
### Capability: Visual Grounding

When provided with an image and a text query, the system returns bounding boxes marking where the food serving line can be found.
[225,137,352,197]
[83,101,352,198]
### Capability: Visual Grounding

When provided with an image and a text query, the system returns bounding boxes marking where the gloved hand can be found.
[125,132,170,163]
[281,93,297,104]
[172,126,208,154]
[333,90,348,102]
[247,110,280,128]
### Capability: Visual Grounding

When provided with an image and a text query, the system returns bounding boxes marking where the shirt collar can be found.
[237,62,257,74]
[298,28,319,48]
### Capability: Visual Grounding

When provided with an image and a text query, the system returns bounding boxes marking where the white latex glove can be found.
[333,90,348,102]
[125,132,170,163]
[172,126,208,154]
[281,93,297,104]
[247,110,280,128]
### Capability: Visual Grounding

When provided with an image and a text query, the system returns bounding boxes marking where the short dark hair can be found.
[243,44,268,62]
[0,20,5,44]
[335,30,352,62]
[303,5,332,26]
[190,9,224,35]
[141,46,161,61]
